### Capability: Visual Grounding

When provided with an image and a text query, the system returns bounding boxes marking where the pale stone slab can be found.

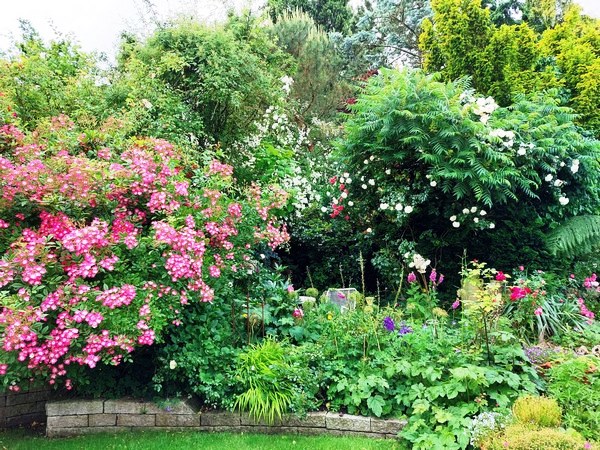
[46,400,103,416]
[116,414,156,427]
[104,400,162,415]
[89,414,117,427]
[156,414,200,427]
[284,412,327,428]
[326,412,371,432]
[200,411,240,426]
[370,418,406,434]
[47,414,89,428]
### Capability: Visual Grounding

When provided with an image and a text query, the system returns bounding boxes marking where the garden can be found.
[1,0,600,448]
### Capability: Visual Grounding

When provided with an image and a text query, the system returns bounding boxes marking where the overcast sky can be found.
[1,0,599,61]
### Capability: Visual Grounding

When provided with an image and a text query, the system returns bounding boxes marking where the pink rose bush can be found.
[0,114,289,391]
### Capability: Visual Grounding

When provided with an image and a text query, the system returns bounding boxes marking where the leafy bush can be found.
[547,356,600,440]
[481,423,594,450]
[512,396,561,428]
[0,112,290,392]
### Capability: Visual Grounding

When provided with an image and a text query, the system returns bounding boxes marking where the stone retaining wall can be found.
[1,384,54,429]
[46,398,406,439]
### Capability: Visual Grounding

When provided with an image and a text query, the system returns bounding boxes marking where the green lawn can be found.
[0,429,404,450]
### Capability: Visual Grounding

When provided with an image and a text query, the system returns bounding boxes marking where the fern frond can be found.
[546,215,600,257]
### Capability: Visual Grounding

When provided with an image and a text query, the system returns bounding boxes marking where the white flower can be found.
[473,217,479,223]
[361,184,367,189]
[348,201,354,206]
[169,360,177,370]
[560,161,566,167]
[430,181,437,187]
[553,179,563,187]
[364,159,369,165]
[339,177,345,184]
[571,160,579,173]
[404,205,414,214]
[343,172,350,178]
[141,99,153,109]
[517,148,527,156]
[368,179,375,186]
[395,203,403,211]
[559,196,569,205]
[366,227,372,233]
[321,206,328,213]
[489,223,495,229]
[450,215,457,222]
[341,192,348,199]
[462,208,470,214]
[380,203,389,210]
[346,178,352,184]
[545,174,553,182]
[452,221,460,228]
[470,207,477,213]
[332,198,338,204]
[370,155,375,161]
[260,254,265,259]
[385,169,391,175]
[480,210,487,216]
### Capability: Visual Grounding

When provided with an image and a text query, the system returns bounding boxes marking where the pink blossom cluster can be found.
[583,273,599,292]
[578,298,595,323]
[0,120,291,390]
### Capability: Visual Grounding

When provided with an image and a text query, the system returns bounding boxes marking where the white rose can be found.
[404,206,413,214]
[348,201,354,206]
[169,360,177,370]
[395,203,402,211]
[462,208,470,214]
[489,223,495,229]
[361,184,367,189]
[430,181,437,187]
[380,203,389,210]
[368,179,375,186]
[341,192,348,199]
[452,221,460,228]
[545,174,553,182]
[450,215,457,222]
[480,210,487,216]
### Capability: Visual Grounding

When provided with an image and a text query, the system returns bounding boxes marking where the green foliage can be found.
[0,31,108,130]
[128,21,282,145]
[267,0,354,33]
[271,10,348,120]
[336,68,600,282]
[546,215,600,258]
[512,395,562,427]
[547,356,600,440]
[482,423,594,450]
[341,0,431,70]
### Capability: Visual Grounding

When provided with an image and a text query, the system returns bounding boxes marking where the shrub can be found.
[512,396,561,428]
[547,356,600,440]
[482,423,594,450]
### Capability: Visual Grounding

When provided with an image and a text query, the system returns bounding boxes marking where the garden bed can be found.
[45,398,406,439]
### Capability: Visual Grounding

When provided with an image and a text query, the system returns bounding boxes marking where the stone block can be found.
[284,412,327,428]
[240,413,283,427]
[370,418,406,434]
[47,414,89,428]
[326,429,386,438]
[0,395,7,407]
[9,401,45,417]
[89,414,117,427]
[6,412,45,428]
[104,400,162,415]
[326,412,370,432]
[117,414,156,427]
[46,400,103,416]
[6,389,50,406]
[200,410,240,427]
[156,414,200,427]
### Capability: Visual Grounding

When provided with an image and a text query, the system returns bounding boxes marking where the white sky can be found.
[0,0,599,62]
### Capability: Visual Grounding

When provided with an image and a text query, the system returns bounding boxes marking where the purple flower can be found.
[438,274,444,284]
[451,300,460,309]
[383,316,395,331]
[398,322,413,335]
[407,272,417,283]
[429,269,437,283]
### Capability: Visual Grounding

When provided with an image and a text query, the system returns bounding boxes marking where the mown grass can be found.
[0,428,405,450]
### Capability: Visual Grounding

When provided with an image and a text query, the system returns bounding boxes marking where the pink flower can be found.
[534,307,543,316]
[452,300,460,310]
[287,285,295,293]
[293,308,304,318]
[407,272,417,283]
[429,269,437,284]
[495,271,506,281]
[519,265,525,271]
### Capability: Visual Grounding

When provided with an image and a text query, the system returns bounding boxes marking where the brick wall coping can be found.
[45,398,406,439]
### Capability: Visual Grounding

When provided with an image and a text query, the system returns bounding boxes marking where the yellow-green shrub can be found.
[482,424,595,450]
[512,395,562,427]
